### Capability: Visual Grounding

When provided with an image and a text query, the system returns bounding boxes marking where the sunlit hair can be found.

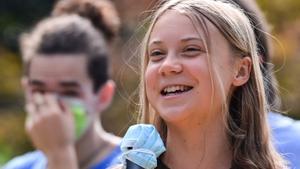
[138,0,287,168]
[232,0,281,113]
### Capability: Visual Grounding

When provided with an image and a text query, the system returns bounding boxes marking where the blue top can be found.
[269,112,300,169]
[3,146,121,169]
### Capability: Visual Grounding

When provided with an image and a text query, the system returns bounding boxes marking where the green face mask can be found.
[62,98,88,139]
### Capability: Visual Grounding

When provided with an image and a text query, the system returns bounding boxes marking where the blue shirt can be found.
[269,112,300,169]
[3,146,121,169]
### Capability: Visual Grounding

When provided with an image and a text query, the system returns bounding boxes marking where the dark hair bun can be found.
[52,0,120,42]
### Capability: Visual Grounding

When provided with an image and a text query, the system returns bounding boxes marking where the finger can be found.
[60,100,73,119]
[33,93,54,116]
[25,103,37,132]
[44,94,61,114]
[33,93,47,114]
[34,93,45,106]
[25,102,38,120]
[59,99,74,121]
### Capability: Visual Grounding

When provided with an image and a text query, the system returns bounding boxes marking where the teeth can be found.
[163,85,191,94]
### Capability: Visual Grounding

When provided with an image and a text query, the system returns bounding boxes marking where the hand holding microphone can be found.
[120,124,166,169]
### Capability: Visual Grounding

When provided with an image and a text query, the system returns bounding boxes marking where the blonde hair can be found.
[137,0,287,168]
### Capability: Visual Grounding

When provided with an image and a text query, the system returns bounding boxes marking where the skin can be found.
[23,55,120,169]
[145,10,251,169]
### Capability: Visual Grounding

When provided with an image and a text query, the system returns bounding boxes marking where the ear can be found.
[232,57,252,87]
[96,80,115,112]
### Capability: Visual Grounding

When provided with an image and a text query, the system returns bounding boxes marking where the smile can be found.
[161,85,193,96]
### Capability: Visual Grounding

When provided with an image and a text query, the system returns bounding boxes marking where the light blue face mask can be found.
[61,97,88,139]
[121,124,166,169]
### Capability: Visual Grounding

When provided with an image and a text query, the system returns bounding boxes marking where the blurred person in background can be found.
[3,0,122,168]
[231,0,300,168]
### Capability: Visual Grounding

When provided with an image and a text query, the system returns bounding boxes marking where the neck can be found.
[75,120,121,168]
[163,117,232,169]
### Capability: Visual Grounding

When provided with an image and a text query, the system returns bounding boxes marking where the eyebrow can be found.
[29,79,80,88]
[148,40,162,45]
[59,81,80,88]
[181,37,203,42]
[149,37,203,45]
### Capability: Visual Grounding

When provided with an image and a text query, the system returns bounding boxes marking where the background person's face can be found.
[145,10,236,126]
[25,55,98,117]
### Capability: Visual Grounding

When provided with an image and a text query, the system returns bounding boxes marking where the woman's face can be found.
[145,10,236,124]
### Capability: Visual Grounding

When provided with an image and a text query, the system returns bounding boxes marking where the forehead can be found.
[150,10,231,52]
[28,54,90,83]
[150,10,201,41]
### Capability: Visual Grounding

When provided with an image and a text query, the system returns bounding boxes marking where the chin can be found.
[158,109,191,123]
[156,106,208,126]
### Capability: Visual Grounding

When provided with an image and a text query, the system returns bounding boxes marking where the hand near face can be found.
[25,93,78,169]
[25,93,75,152]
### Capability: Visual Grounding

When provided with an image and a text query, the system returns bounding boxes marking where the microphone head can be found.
[121,124,166,169]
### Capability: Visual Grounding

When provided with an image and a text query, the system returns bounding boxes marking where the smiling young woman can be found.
[133,0,288,169]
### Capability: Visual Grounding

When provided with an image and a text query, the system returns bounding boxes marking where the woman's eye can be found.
[182,45,205,56]
[186,47,199,51]
[149,49,165,62]
[150,50,163,56]
[184,47,201,53]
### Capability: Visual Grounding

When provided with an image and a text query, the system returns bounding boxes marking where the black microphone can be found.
[126,159,145,169]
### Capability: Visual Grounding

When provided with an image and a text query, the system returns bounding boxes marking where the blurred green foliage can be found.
[0,48,22,96]
[0,111,33,165]
[0,0,300,166]
[257,0,300,119]
[0,0,56,165]
[258,0,300,31]
[0,0,54,51]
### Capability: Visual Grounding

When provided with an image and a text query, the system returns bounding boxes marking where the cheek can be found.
[145,65,159,102]
[24,88,32,100]
[188,60,211,88]
[188,60,214,101]
[214,67,234,96]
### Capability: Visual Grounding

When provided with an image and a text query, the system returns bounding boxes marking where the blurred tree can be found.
[0,0,55,52]
[0,111,33,165]
[257,0,300,31]
[257,0,300,118]
[0,0,55,164]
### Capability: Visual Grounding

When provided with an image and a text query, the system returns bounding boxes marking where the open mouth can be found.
[161,85,193,96]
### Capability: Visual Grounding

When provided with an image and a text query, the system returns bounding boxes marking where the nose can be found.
[158,52,183,76]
